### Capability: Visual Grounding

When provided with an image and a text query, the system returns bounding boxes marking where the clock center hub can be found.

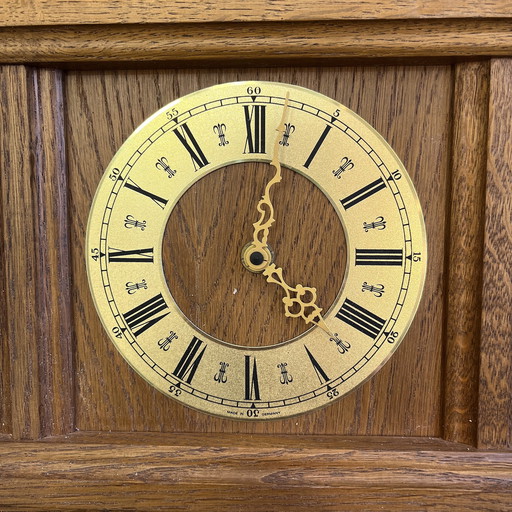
[241,243,274,273]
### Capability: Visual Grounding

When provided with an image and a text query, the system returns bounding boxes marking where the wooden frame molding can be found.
[1,0,512,27]
[0,434,511,510]
[1,19,512,65]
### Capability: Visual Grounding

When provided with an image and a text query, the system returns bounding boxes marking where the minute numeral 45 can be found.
[122,293,169,337]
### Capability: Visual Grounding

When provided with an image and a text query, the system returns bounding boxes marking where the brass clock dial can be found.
[87,81,427,420]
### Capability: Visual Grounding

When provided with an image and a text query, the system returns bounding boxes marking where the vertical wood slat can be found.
[478,58,512,449]
[443,61,489,446]
[29,68,75,437]
[0,65,41,439]
[0,66,74,439]
[0,69,12,435]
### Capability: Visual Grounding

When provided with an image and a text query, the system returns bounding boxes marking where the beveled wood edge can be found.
[443,62,489,445]
[0,436,511,493]
[1,19,512,65]
[1,0,512,27]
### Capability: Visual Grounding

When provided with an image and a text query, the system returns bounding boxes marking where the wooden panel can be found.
[0,66,74,439]
[67,65,450,436]
[478,58,512,450]
[0,438,511,511]
[0,66,41,439]
[444,62,489,445]
[1,0,512,26]
[2,20,512,64]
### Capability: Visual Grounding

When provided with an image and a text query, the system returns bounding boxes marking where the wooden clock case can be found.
[0,2,511,510]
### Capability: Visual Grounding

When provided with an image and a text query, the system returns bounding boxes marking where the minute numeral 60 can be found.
[247,86,261,95]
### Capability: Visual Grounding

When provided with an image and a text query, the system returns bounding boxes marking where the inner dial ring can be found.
[86,81,427,420]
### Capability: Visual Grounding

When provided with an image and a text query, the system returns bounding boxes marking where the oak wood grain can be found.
[66,65,449,436]
[0,440,511,511]
[1,0,512,27]
[0,66,41,439]
[1,20,512,64]
[28,68,75,437]
[478,58,512,450]
[443,62,489,446]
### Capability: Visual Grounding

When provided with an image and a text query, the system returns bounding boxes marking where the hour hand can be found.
[262,263,332,336]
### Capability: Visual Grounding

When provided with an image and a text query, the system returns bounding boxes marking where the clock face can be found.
[86,81,427,420]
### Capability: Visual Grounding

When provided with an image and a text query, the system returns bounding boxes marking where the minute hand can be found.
[263,263,332,336]
[250,93,290,255]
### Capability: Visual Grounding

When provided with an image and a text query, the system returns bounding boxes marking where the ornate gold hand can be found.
[262,263,332,336]
[242,93,290,273]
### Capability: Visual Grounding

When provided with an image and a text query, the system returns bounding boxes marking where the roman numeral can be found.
[244,105,266,154]
[124,178,168,209]
[173,336,207,384]
[304,346,330,385]
[108,247,153,263]
[336,298,385,339]
[123,293,169,337]
[244,355,261,401]
[304,125,332,168]
[173,123,209,171]
[340,177,386,210]
[355,249,403,266]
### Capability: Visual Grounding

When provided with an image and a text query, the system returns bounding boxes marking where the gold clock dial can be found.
[87,81,427,420]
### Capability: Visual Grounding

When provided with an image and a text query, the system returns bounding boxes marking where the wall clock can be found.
[86,80,427,420]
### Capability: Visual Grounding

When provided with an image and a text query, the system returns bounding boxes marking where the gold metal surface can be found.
[86,81,427,420]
